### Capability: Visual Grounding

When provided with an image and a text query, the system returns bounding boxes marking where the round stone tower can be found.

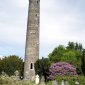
[24,0,40,81]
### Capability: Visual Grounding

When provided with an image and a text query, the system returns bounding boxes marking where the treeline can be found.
[0,55,24,77]
[0,41,85,80]
[35,42,85,81]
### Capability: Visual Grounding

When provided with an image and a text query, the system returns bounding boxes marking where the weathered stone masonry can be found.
[24,0,40,80]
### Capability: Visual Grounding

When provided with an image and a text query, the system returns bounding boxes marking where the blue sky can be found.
[0,0,85,59]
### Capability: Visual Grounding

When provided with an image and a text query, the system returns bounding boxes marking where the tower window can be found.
[30,63,33,69]
[29,0,32,3]
[36,0,38,4]
[36,14,37,17]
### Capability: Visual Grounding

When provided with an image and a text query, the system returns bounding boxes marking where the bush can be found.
[0,55,24,77]
[35,58,50,81]
[48,62,77,79]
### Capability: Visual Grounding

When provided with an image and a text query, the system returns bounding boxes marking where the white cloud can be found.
[0,0,85,58]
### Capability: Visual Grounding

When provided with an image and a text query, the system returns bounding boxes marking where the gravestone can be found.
[61,80,65,85]
[65,81,69,85]
[40,76,45,85]
[1,71,7,76]
[75,81,79,85]
[14,70,19,80]
[52,80,57,85]
[40,82,45,85]
[35,75,39,84]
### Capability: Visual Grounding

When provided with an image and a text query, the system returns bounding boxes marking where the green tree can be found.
[0,58,2,75]
[61,50,82,74]
[67,42,83,51]
[48,42,83,75]
[66,41,75,50]
[0,55,23,77]
[81,49,85,76]
[35,57,50,81]
[78,43,83,51]
[61,50,77,64]
[75,42,79,50]
[49,45,65,63]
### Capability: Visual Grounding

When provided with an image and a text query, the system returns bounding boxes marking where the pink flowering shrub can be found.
[48,62,77,79]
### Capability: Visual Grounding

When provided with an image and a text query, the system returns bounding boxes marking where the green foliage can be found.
[0,76,84,85]
[54,76,85,85]
[0,75,34,85]
[0,55,23,77]
[49,45,65,62]
[34,57,50,81]
[81,49,85,76]
[67,41,83,51]
[67,41,75,50]
[0,75,85,85]
[48,42,83,75]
